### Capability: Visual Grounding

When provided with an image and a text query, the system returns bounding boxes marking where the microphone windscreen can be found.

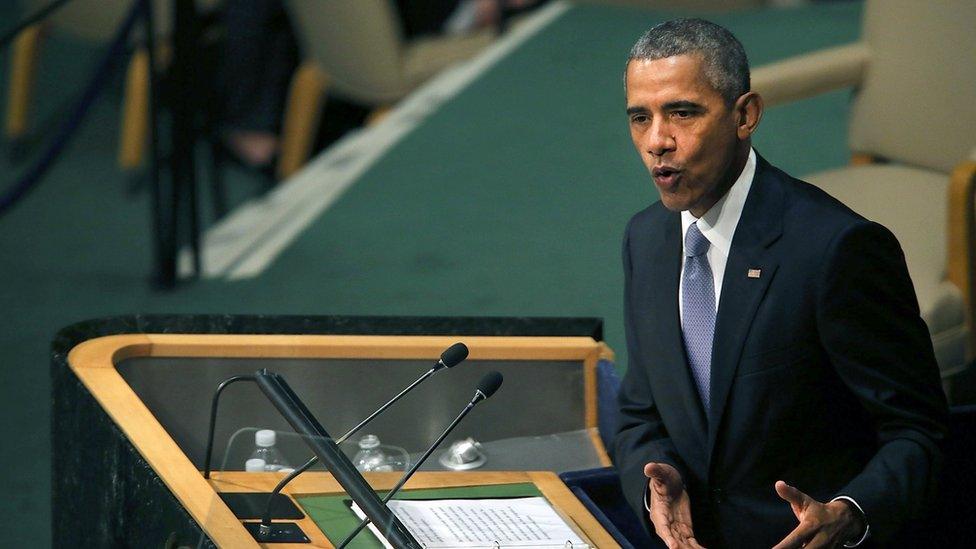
[440,342,469,368]
[477,371,503,399]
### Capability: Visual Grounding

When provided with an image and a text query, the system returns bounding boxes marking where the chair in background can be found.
[570,358,659,548]
[752,0,976,401]
[276,0,496,179]
[4,0,219,173]
[574,0,762,10]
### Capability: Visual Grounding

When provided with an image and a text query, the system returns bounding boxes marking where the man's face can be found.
[625,54,745,217]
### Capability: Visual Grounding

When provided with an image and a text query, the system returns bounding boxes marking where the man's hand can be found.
[772,481,866,549]
[645,462,705,549]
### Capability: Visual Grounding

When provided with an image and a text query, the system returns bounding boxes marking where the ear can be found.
[734,91,764,141]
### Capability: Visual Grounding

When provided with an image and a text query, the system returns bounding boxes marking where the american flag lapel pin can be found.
[747,268,761,279]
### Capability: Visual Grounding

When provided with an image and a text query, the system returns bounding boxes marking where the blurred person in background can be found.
[398,0,544,37]
[215,0,298,170]
[215,0,543,173]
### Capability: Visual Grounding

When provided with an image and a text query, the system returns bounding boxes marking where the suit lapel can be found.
[643,210,709,442]
[707,157,784,461]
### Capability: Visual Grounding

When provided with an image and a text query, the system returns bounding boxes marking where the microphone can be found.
[204,375,256,479]
[257,343,469,534]
[337,341,468,444]
[435,341,469,371]
[473,370,503,403]
[337,372,504,548]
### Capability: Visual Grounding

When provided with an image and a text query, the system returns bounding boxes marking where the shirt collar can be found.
[680,148,756,257]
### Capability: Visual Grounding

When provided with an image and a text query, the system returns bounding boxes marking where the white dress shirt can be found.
[678,148,756,321]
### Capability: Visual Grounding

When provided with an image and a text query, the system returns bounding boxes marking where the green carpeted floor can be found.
[0,1,862,545]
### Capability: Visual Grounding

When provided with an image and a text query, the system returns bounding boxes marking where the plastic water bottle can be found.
[353,434,391,472]
[245,458,266,472]
[247,429,290,472]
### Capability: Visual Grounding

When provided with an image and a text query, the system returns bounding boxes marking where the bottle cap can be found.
[245,458,266,472]
[359,434,380,449]
[255,429,276,447]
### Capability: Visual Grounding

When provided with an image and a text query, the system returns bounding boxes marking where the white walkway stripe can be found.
[180,1,570,280]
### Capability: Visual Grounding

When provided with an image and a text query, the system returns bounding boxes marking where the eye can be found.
[672,110,692,119]
[630,113,649,124]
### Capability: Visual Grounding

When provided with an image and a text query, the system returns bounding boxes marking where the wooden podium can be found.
[208,471,616,547]
[52,316,617,547]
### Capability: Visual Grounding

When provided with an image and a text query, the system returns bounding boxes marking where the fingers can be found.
[669,517,694,543]
[646,463,678,500]
[660,534,706,549]
[799,530,833,549]
[672,523,705,548]
[645,462,674,480]
[775,480,811,510]
[655,526,703,549]
[774,480,803,503]
[657,530,678,549]
[649,501,678,544]
[771,521,817,549]
[652,504,701,549]
[645,462,682,491]
[644,464,699,548]
[651,517,679,549]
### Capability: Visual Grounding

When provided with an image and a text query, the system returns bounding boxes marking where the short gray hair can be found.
[627,18,750,105]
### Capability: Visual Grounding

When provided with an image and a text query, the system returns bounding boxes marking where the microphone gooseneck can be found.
[258,343,469,535]
[203,374,256,479]
[337,371,504,549]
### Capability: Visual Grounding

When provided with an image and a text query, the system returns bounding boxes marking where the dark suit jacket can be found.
[612,155,949,548]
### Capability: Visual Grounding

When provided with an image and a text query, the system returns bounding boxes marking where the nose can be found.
[645,119,675,157]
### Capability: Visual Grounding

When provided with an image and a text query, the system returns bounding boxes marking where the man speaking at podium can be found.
[612,19,948,548]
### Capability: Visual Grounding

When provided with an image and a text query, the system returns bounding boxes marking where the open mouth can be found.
[652,166,681,187]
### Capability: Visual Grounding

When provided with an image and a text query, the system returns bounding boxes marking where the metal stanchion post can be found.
[169,0,201,283]
[144,0,174,288]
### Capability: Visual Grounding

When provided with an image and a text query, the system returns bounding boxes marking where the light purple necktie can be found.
[682,221,715,413]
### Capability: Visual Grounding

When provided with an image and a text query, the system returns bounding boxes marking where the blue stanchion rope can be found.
[0,0,75,49]
[0,0,147,216]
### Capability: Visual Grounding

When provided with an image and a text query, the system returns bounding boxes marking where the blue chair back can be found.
[596,359,622,457]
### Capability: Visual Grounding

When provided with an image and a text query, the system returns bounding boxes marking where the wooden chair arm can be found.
[277,62,329,180]
[947,152,976,356]
[5,23,45,140]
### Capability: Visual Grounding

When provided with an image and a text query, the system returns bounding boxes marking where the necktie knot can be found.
[685,222,710,257]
